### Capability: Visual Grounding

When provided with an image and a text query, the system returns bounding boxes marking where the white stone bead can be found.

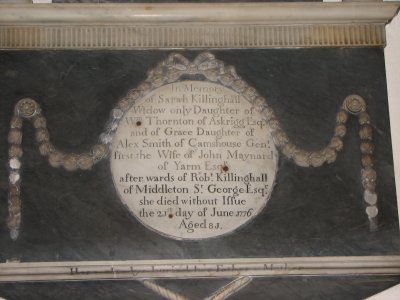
[9,158,21,170]
[10,228,19,241]
[100,133,113,144]
[111,108,123,120]
[366,206,378,218]
[9,171,20,184]
[364,190,378,205]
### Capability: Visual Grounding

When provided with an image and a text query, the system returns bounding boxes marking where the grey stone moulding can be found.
[0,2,398,49]
[0,24,387,49]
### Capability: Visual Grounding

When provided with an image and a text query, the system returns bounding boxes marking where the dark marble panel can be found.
[0,49,398,262]
[0,276,399,300]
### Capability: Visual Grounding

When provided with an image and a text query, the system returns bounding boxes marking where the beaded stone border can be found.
[6,52,378,242]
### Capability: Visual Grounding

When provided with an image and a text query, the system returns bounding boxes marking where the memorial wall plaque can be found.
[2,51,386,241]
[0,3,400,300]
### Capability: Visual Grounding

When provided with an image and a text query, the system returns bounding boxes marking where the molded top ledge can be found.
[0,2,399,25]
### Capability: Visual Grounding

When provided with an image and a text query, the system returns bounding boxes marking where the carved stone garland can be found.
[6,52,378,242]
